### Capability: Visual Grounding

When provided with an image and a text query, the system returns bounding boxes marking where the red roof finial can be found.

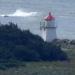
[44,12,54,21]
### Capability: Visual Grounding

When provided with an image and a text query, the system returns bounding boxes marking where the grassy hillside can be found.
[0,22,74,75]
[0,50,75,75]
[0,22,68,70]
[0,61,74,75]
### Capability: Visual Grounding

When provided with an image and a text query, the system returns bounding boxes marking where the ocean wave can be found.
[0,9,37,17]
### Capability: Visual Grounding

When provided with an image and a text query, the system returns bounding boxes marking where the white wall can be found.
[41,19,57,42]
[45,20,56,27]
[46,28,57,42]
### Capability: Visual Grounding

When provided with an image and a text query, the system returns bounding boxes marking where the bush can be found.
[0,22,68,62]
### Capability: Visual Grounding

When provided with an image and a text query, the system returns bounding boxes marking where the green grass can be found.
[0,48,75,75]
[0,61,74,75]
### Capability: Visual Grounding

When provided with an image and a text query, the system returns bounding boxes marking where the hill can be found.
[0,22,68,69]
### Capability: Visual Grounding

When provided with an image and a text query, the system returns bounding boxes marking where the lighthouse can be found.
[40,12,57,42]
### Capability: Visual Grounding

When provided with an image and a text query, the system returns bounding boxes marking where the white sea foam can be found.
[0,10,37,17]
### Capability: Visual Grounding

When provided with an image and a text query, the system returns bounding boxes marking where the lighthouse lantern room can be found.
[40,12,57,42]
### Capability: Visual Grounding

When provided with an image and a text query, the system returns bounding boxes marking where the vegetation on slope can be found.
[0,22,68,69]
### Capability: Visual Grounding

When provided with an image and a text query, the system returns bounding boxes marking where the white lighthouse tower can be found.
[40,12,57,42]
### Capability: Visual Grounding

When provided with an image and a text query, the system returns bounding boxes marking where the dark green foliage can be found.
[70,40,75,45]
[0,22,67,62]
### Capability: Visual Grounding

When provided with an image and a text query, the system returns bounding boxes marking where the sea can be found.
[0,0,75,39]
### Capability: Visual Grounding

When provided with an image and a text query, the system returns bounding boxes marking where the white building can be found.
[40,12,57,42]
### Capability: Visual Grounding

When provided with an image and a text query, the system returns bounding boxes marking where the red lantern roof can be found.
[44,12,55,21]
